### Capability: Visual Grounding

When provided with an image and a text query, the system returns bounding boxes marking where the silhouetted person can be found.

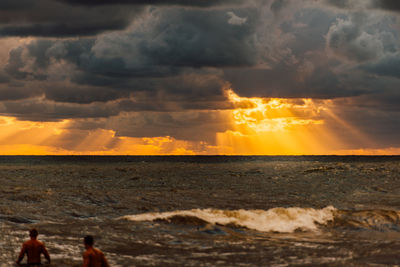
[83,235,110,267]
[16,228,51,266]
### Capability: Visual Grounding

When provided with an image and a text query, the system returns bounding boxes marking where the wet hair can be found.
[29,228,38,238]
[84,235,94,246]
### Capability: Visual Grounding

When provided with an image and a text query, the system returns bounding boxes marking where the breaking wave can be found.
[121,207,400,233]
[120,206,337,233]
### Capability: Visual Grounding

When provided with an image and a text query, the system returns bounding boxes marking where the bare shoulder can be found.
[95,248,104,255]
[34,239,45,247]
[83,250,91,257]
[83,248,96,258]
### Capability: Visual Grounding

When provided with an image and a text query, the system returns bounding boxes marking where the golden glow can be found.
[227,89,324,134]
[0,117,70,155]
[216,90,340,155]
[0,116,201,155]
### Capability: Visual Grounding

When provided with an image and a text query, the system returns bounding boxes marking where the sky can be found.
[0,0,399,155]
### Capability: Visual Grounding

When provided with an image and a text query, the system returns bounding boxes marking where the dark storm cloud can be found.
[0,6,256,107]
[59,0,240,7]
[140,8,258,68]
[324,0,350,9]
[270,0,290,14]
[0,98,120,121]
[0,0,140,37]
[18,7,258,72]
[4,1,400,102]
[66,110,233,143]
[43,83,130,104]
[373,0,400,11]
[325,14,390,62]
[362,53,400,78]
[226,6,366,99]
[0,72,9,83]
[1,1,400,122]
[223,1,400,108]
[224,63,359,99]
[324,0,400,11]
[0,83,42,101]
[0,0,242,37]
[4,47,28,80]
[4,1,399,106]
[0,1,35,9]
[109,112,232,142]
[0,21,133,38]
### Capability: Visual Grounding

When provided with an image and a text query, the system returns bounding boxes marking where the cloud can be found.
[54,109,234,144]
[270,0,290,14]
[326,13,397,62]
[3,1,400,103]
[0,97,121,121]
[323,0,372,9]
[104,111,233,142]
[3,2,399,104]
[0,0,142,37]
[59,0,240,7]
[227,11,247,25]
[127,8,258,68]
[21,7,258,70]
[323,0,400,12]
[0,7,258,107]
[325,95,400,148]
[373,0,400,11]
[361,53,400,78]
[0,83,41,101]
[224,62,357,99]
[0,0,242,37]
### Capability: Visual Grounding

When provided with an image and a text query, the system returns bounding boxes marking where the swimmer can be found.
[83,235,110,267]
[16,228,51,266]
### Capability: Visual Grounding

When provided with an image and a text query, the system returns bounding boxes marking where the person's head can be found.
[84,235,94,248]
[29,228,38,239]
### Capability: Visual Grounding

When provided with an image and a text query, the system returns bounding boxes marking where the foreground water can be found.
[1,156,400,266]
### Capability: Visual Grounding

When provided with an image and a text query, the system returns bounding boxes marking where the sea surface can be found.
[1,156,400,266]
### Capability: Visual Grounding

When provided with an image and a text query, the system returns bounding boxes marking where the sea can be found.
[1,156,400,266]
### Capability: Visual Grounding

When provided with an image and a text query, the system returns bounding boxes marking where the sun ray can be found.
[216,89,344,155]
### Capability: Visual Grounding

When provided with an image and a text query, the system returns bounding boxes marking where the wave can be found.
[333,209,400,231]
[120,206,336,233]
[120,207,400,233]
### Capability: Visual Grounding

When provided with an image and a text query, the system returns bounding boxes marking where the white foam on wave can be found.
[120,206,337,233]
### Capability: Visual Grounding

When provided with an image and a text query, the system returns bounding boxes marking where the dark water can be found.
[1,156,400,266]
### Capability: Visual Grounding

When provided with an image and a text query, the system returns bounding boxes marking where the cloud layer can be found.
[0,0,399,152]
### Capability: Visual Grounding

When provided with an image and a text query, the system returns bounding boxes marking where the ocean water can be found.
[1,156,400,266]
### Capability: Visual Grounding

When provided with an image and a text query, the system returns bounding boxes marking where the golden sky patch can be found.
[215,90,341,155]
